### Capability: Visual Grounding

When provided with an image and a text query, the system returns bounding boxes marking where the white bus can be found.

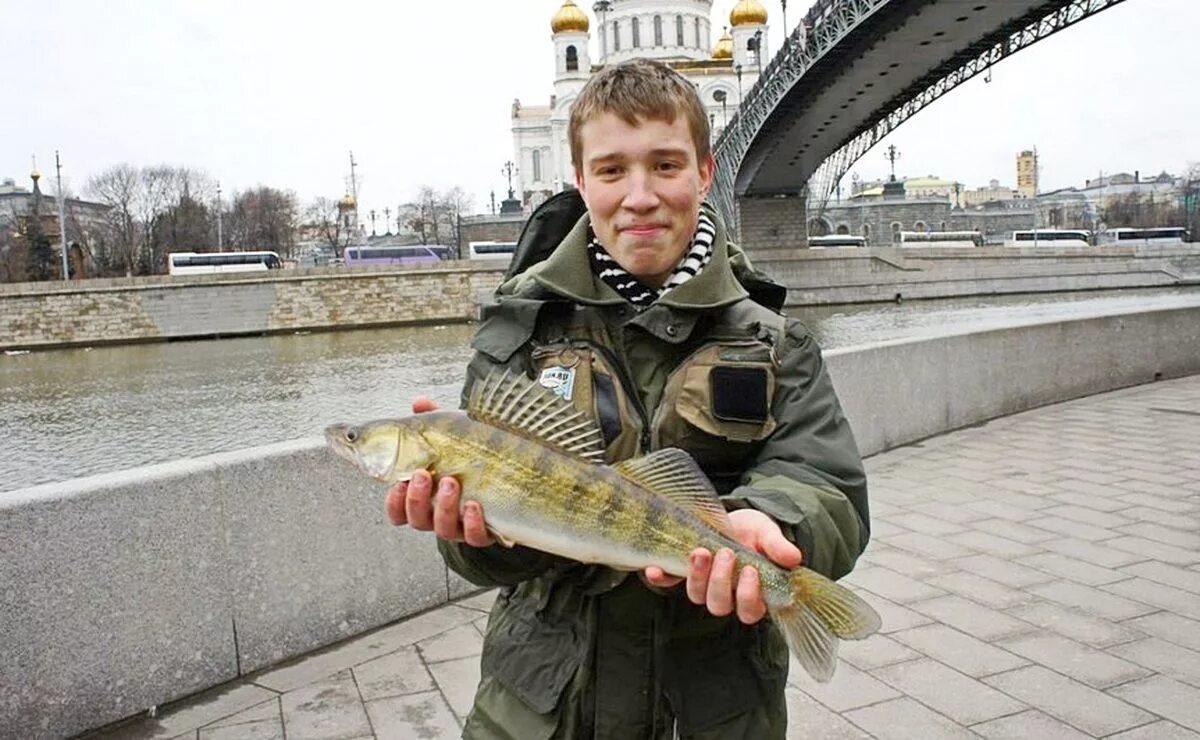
[1007,230,1091,248]
[468,240,518,261]
[168,251,282,275]
[1098,227,1188,246]
[808,235,866,248]
[899,231,984,248]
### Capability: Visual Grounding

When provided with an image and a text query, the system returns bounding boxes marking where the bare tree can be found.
[226,187,298,256]
[86,164,141,275]
[304,196,354,258]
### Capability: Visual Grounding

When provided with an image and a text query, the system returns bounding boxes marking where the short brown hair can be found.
[568,59,711,172]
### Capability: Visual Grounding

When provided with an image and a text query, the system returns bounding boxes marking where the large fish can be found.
[326,370,881,681]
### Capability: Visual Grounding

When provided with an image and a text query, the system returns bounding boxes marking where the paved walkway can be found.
[91,376,1200,739]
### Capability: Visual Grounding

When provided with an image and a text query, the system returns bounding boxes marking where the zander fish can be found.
[326,370,881,681]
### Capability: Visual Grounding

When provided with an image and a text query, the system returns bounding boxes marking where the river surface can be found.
[3,287,1198,493]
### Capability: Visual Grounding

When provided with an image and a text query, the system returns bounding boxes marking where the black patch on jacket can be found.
[711,366,769,423]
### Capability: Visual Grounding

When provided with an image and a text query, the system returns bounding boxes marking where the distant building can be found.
[962,179,1018,208]
[0,174,111,281]
[1017,150,1038,198]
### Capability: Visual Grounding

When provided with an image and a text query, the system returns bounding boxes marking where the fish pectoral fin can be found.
[612,448,735,539]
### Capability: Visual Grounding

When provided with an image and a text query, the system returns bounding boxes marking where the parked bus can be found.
[808,235,866,248]
[1007,229,1091,248]
[899,231,984,247]
[1098,227,1188,246]
[343,245,451,267]
[468,240,518,261]
[168,251,282,275]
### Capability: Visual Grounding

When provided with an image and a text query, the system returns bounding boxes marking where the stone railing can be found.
[3,304,1200,738]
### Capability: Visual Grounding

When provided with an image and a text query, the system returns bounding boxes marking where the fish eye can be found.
[345,428,359,443]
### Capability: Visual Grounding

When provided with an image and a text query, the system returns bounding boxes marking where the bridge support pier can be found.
[735,193,808,255]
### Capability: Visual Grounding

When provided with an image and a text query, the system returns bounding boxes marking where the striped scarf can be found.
[587,212,716,309]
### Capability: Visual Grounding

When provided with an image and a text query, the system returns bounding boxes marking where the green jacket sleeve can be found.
[436,348,572,588]
[722,321,870,581]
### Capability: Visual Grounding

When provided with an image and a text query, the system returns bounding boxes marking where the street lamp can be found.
[753,29,763,74]
[215,183,224,251]
[713,89,728,129]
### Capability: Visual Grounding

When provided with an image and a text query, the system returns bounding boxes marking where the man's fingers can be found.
[405,471,435,530]
[432,477,463,540]
[644,567,684,588]
[685,549,712,605]
[385,482,408,526]
[763,529,804,569]
[462,502,495,547]
[704,548,736,617]
[735,566,767,624]
[411,396,439,414]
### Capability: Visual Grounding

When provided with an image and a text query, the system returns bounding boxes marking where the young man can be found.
[388,59,869,739]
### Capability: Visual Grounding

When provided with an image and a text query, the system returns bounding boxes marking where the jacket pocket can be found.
[481,598,584,717]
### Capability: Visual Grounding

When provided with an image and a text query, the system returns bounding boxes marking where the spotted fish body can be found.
[326,371,881,682]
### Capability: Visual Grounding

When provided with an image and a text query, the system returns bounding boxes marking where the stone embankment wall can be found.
[4,304,1200,739]
[0,263,506,351]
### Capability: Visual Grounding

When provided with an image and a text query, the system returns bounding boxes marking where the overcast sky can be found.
[2,0,1195,217]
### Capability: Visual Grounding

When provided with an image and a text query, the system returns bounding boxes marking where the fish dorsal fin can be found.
[613,449,735,538]
[467,369,606,463]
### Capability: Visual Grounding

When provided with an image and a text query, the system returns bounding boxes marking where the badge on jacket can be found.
[539,366,576,401]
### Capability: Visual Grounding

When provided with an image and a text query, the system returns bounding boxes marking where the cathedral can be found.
[511,0,772,211]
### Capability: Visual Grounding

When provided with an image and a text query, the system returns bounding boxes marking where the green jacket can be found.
[439,210,869,739]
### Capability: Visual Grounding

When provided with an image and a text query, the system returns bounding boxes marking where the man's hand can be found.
[643,509,803,625]
[384,397,495,548]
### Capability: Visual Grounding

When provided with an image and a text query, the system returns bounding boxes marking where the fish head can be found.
[324,419,438,483]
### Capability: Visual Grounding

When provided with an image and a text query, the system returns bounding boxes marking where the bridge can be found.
[711,0,1131,242]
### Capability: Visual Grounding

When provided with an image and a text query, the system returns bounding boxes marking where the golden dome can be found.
[712,29,733,59]
[730,0,768,27]
[337,193,356,210]
[551,0,590,34]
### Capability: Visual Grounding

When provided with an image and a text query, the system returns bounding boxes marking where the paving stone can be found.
[836,634,921,671]
[364,690,461,740]
[1106,720,1200,740]
[1006,600,1144,648]
[1113,522,1200,551]
[99,683,280,739]
[966,500,1040,522]
[789,659,899,712]
[971,709,1092,740]
[924,572,1033,609]
[871,658,1025,725]
[997,632,1151,688]
[862,547,955,579]
[1110,675,1200,732]
[974,519,1060,545]
[1121,561,1200,595]
[205,699,282,728]
[1041,504,1133,529]
[1117,492,1198,514]
[1016,552,1130,586]
[1037,537,1148,568]
[909,596,1033,641]
[888,512,967,536]
[782,687,870,740]
[891,624,1027,678]
[884,531,975,560]
[858,591,934,634]
[950,553,1056,588]
[946,530,1041,558]
[279,671,371,740]
[843,697,977,740]
[427,655,481,723]
[254,606,480,692]
[454,591,496,614]
[351,646,435,701]
[1104,578,1200,621]
[415,624,484,664]
[844,566,947,604]
[1024,515,1117,542]
[911,501,991,524]
[983,665,1153,737]
[198,720,284,740]
[1122,612,1200,653]
[1050,490,1135,512]
[1028,580,1158,621]
[1110,638,1200,688]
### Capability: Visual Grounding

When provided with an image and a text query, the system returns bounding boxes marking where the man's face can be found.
[575,113,714,288]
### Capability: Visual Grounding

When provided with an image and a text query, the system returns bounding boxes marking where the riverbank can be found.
[3,245,1199,352]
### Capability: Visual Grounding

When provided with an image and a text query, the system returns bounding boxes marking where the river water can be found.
[3,287,1198,494]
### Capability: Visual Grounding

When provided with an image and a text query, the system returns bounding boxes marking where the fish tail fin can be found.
[769,567,882,683]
